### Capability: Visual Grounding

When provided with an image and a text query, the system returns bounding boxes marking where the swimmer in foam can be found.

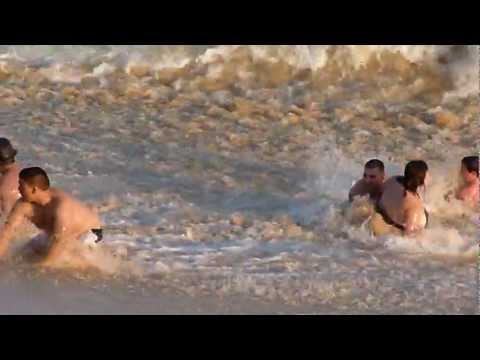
[349,159,385,203]
[370,160,430,237]
[0,138,21,217]
[455,156,478,207]
[0,167,103,267]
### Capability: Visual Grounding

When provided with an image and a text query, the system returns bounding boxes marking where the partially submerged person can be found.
[349,159,385,203]
[0,167,103,267]
[0,138,21,217]
[456,156,479,206]
[370,160,429,237]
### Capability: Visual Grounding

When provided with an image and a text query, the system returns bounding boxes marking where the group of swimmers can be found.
[0,134,477,267]
[0,138,102,267]
[349,156,479,237]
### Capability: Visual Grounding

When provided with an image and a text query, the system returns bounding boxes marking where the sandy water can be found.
[0,45,478,314]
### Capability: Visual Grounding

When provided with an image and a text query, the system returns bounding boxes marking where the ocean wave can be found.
[0,45,476,101]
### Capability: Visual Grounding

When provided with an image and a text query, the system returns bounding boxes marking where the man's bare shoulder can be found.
[349,179,367,201]
[51,188,77,203]
[10,199,34,215]
[51,188,92,211]
[350,179,366,191]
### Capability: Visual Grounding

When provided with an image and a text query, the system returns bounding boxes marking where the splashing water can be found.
[0,45,477,100]
[0,45,477,314]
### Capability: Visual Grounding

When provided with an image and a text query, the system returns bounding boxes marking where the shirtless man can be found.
[456,156,479,206]
[0,138,21,217]
[0,167,103,267]
[370,160,429,237]
[349,159,385,203]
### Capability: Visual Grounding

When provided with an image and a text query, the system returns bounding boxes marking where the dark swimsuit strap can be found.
[376,177,429,231]
[374,202,406,231]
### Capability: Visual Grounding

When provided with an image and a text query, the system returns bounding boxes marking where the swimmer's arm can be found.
[0,201,31,257]
[1,192,20,218]
[456,186,472,202]
[455,186,465,200]
[39,210,71,267]
[349,180,366,202]
[0,193,10,217]
[403,208,421,237]
[444,189,455,202]
[40,240,65,268]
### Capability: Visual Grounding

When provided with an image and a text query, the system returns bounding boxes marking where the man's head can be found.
[461,156,479,183]
[363,159,385,185]
[0,138,17,171]
[19,167,50,203]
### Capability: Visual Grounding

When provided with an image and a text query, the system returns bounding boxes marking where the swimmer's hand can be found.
[404,225,416,237]
[444,190,454,202]
[37,252,58,268]
[404,224,424,238]
[37,258,57,269]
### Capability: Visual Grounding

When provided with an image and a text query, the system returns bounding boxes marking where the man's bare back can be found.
[0,168,102,267]
[373,176,427,236]
[27,188,101,238]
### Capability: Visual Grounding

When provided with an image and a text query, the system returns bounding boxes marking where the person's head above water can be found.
[363,159,385,185]
[403,160,428,194]
[461,156,479,182]
[18,167,50,203]
[0,138,17,169]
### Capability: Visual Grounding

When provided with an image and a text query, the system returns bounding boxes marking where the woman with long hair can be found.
[370,160,429,237]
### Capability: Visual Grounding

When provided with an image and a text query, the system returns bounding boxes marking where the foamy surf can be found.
[0,45,477,314]
[0,46,477,101]
[300,144,477,258]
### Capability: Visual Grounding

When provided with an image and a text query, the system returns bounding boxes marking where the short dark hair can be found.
[462,156,479,177]
[365,159,384,172]
[19,167,50,190]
